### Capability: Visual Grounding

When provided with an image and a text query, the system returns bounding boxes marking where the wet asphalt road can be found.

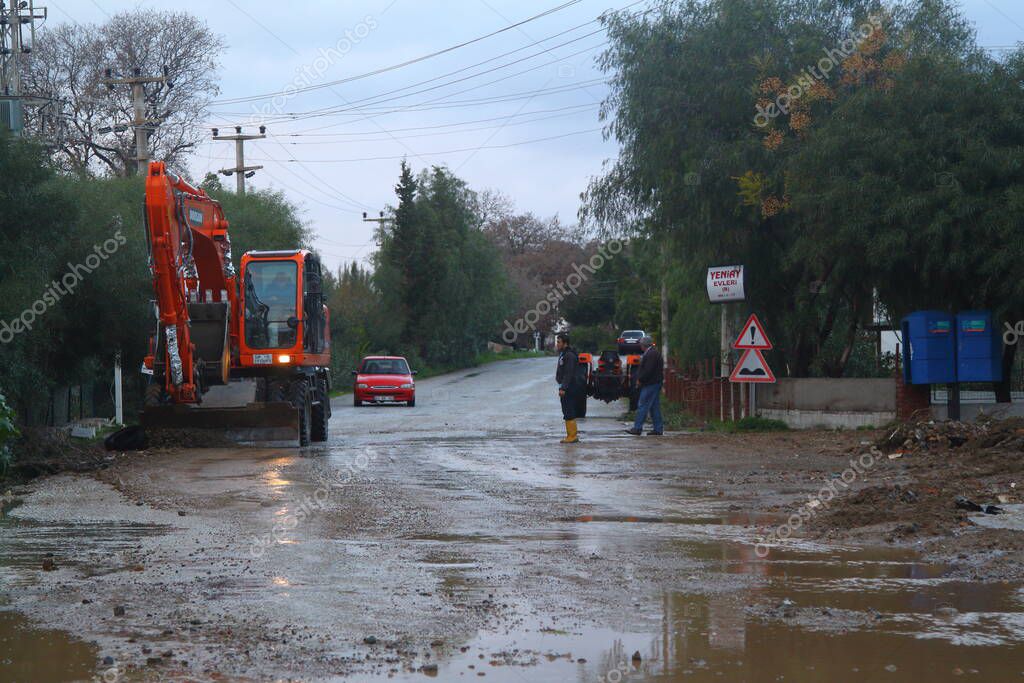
[2,357,1024,682]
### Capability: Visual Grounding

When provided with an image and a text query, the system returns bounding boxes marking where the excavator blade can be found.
[140,402,300,447]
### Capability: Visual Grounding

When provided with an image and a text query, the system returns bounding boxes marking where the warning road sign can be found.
[729,348,776,383]
[733,314,773,349]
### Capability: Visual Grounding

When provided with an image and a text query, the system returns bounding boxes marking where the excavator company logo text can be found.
[0,229,127,344]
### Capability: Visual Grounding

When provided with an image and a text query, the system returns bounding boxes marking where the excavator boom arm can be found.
[144,162,236,403]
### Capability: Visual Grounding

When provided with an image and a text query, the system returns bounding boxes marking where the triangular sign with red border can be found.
[729,349,776,383]
[733,314,773,349]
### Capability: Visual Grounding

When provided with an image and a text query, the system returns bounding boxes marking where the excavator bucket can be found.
[140,402,300,447]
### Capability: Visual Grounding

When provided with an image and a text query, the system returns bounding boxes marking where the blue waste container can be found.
[902,311,956,384]
[956,311,1002,382]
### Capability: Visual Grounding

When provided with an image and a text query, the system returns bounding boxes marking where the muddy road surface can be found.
[2,357,1023,681]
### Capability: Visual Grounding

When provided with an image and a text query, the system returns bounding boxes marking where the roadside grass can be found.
[330,349,548,398]
[623,398,789,433]
[708,416,790,432]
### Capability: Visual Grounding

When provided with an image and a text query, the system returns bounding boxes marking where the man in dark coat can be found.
[626,336,664,436]
[555,332,582,443]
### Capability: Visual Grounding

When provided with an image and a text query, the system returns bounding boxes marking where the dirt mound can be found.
[5,428,108,483]
[876,416,1024,454]
[816,417,1024,542]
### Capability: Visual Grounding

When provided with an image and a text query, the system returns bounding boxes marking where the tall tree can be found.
[583,0,1024,377]
[375,163,513,366]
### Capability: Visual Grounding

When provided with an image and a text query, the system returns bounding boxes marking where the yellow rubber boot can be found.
[560,419,579,443]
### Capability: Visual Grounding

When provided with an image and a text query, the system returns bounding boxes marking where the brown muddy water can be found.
[0,610,97,682]
[379,536,1024,682]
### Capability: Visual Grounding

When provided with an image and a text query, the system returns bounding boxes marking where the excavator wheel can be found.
[311,376,329,443]
[144,383,170,407]
[266,380,288,403]
[289,379,312,447]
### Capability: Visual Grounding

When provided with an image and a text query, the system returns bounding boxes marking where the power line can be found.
[278,78,610,135]
[198,134,364,212]
[239,127,603,164]
[212,0,585,105]
[205,0,646,138]
[256,138,372,211]
[213,1,656,127]
[208,38,607,128]
[269,102,597,137]
[476,0,608,108]
[210,33,606,126]
[218,0,435,170]
[267,103,599,144]
[258,168,364,214]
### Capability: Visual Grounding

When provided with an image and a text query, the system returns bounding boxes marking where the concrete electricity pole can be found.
[101,67,168,174]
[214,126,266,195]
[0,0,47,135]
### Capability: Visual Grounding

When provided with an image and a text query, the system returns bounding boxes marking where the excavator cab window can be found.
[244,260,298,349]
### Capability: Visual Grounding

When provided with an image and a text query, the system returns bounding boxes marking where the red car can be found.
[352,356,416,407]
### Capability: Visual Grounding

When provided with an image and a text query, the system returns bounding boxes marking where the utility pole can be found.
[0,0,47,135]
[101,67,169,174]
[214,125,265,195]
[113,350,123,426]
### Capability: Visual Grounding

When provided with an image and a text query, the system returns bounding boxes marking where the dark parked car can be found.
[616,329,646,355]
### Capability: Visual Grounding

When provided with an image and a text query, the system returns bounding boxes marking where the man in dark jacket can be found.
[626,336,664,436]
[555,332,582,443]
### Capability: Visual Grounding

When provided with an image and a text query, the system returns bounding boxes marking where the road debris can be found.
[955,497,1004,515]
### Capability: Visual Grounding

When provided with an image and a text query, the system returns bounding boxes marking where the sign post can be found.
[707,266,745,419]
[729,314,775,418]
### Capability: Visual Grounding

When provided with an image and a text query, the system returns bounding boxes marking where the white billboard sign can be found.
[706,265,745,303]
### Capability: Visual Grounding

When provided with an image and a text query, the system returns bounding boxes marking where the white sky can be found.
[46,0,1024,272]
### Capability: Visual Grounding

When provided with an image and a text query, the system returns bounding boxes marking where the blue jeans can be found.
[633,383,663,433]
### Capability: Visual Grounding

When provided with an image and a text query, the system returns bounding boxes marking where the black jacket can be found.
[556,347,582,390]
[637,346,664,386]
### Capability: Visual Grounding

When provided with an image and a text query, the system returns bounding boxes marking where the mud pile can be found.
[816,417,1024,541]
[5,427,108,483]
[876,417,1024,454]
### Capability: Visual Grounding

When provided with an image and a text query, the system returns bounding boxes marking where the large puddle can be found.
[0,503,167,681]
[0,610,97,682]
[387,607,1024,682]
[388,543,1024,682]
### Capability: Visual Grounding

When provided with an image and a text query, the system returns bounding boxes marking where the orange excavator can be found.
[138,161,331,446]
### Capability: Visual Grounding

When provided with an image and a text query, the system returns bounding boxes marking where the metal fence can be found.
[928,356,1024,404]
[664,359,747,421]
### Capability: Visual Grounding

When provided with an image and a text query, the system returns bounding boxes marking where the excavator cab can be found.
[238,250,330,370]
